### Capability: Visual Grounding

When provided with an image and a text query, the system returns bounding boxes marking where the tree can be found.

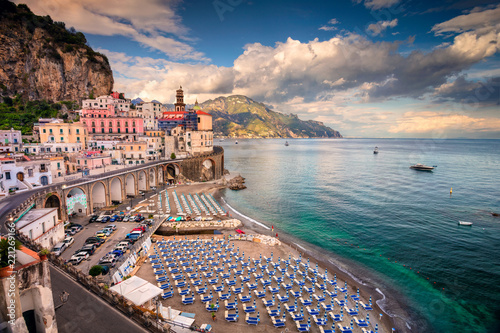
[89,265,103,277]
[0,238,21,268]
[119,93,124,99]
[170,153,176,159]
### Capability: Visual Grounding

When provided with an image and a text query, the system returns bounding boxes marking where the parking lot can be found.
[60,219,145,273]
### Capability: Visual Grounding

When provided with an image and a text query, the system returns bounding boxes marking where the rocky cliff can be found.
[0,0,113,101]
[201,95,343,138]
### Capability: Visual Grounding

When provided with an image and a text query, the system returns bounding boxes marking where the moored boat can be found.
[458,221,473,226]
[410,164,434,171]
[285,141,289,146]
[373,146,378,154]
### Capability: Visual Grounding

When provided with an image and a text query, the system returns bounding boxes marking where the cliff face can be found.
[201,95,343,138]
[0,1,113,101]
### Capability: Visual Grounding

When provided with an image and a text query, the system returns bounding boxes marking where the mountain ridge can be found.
[200,95,342,138]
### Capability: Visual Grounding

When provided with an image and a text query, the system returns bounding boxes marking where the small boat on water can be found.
[373,147,379,154]
[285,141,289,146]
[235,140,238,144]
[458,221,473,226]
[410,164,434,171]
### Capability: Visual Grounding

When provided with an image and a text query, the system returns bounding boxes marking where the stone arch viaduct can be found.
[4,147,224,224]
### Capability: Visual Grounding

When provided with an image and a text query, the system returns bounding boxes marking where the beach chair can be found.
[205,301,219,312]
[253,289,266,298]
[277,293,289,303]
[246,282,258,291]
[231,286,244,294]
[284,303,297,313]
[178,287,190,296]
[200,294,213,303]
[306,306,320,316]
[268,286,280,294]
[354,317,369,327]
[161,289,174,299]
[213,284,224,293]
[313,293,326,302]
[245,313,260,325]
[299,297,312,306]
[328,311,343,322]
[321,301,335,312]
[360,301,373,311]
[181,295,194,305]
[290,311,304,321]
[224,310,238,322]
[262,297,275,307]
[224,299,238,310]
[344,305,358,316]
[218,291,231,301]
[239,275,250,283]
[325,289,337,298]
[271,316,286,328]
[337,323,353,333]
[238,294,252,303]
[295,321,311,332]
[313,314,328,326]
[319,325,336,333]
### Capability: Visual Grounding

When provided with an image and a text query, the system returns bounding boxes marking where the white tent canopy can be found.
[110,276,162,306]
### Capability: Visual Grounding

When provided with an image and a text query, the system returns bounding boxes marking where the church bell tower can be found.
[175,86,186,112]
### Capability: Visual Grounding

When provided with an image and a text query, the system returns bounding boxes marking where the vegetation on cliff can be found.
[0,95,78,134]
[201,95,342,138]
[0,0,113,101]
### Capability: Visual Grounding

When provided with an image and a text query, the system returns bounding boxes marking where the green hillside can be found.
[200,95,342,138]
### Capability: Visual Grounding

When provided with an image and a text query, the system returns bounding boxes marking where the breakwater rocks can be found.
[228,175,247,190]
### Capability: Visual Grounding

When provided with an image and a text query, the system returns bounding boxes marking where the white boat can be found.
[458,221,473,226]
[285,141,289,146]
[235,140,238,144]
[373,147,378,154]
[410,164,434,171]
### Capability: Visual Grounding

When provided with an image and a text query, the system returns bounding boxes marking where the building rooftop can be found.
[16,208,57,230]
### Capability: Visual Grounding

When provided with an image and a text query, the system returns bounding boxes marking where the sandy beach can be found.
[133,180,418,332]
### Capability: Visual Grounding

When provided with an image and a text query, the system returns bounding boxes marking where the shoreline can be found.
[210,186,429,333]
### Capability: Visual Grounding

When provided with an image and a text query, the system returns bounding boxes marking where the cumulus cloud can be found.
[354,0,401,10]
[367,19,398,36]
[432,4,500,36]
[13,0,207,61]
[389,112,500,134]
[100,49,234,102]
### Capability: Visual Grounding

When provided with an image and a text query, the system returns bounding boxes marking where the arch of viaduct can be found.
[33,147,224,221]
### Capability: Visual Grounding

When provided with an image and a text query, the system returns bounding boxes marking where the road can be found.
[50,265,147,333]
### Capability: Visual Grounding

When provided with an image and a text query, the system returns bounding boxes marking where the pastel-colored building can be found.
[0,156,52,194]
[116,142,147,164]
[0,129,22,153]
[39,121,88,151]
[136,101,161,130]
[75,152,112,170]
[81,92,131,115]
[81,117,144,136]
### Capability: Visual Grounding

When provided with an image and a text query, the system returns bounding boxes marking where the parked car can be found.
[110,249,124,257]
[125,233,141,242]
[70,226,82,233]
[80,244,97,255]
[115,215,124,222]
[89,215,98,223]
[63,237,74,247]
[52,242,67,256]
[66,228,76,236]
[106,224,117,231]
[99,255,117,266]
[132,227,145,233]
[73,251,90,261]
[97,229,112,237]
[96,215,104,222]
[85,237,105,246]
[122,216,129,222]
[110,215,117,222]
[95,232,108,239]
[102,216,111,223]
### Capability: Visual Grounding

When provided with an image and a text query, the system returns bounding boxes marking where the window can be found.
[84,160,87,165]
[60,129,63,134]
[5,172,11,180]
[43,129,46,133]
[109,121,112,127]
[109,129,112,133]
[57,162,61,169]
[126,128,129,133]
[29,230,33,239]
[28,169,33,177]
[101,122,104,127]
[42,222,46,233]
[77,137,80,142]
[92,128,95,133]
[125,122,128,127]
[101,128,104,133]
[117,128,120,133]
[65,147,68,151]
[49,129,53,133]
[53,216,56,226]
[61,137,64,141]
[92,122,95,127]
[76,128,80,134]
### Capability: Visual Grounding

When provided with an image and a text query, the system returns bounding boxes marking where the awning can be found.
[110,276,162,306]
[236,229,245,234]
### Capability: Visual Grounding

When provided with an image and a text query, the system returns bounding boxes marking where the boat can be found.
[458,221,473,226]
[285,141,289,146]
[373,147,378,154]
[235,140,238,144]
[410,164,434,171]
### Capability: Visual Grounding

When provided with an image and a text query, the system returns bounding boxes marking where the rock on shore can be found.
[228,175,247,190]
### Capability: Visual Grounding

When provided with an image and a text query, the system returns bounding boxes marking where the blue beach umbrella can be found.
[375,323,378,332]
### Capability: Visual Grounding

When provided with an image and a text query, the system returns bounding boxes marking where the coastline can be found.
[210,185,429,333]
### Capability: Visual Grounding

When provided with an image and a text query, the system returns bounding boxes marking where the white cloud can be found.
[13,0,207,61]
[367,19,398,36]
[432,4,500,36]
[319,18,340,31]
[355,0,401,10]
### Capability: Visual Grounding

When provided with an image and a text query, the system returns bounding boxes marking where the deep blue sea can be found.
[219,138,500,333]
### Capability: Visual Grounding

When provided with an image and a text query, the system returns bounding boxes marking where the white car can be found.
[106,224,117,231]
[63,237,74,247]
[96,215,104,222]
[52,242,67,257]
[68,251,89,265]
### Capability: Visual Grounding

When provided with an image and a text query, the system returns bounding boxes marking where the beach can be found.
[133,179,421,332]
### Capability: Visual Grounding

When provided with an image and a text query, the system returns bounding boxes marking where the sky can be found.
[15,0,500,138]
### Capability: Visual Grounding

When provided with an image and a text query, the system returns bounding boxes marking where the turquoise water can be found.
[220,138,500,333]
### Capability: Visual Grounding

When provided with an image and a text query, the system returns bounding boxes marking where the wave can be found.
[221,198,270,230]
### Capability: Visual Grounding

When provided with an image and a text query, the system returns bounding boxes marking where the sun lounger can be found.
[360,301,373,311]
[337,323,353,333]
[306,306,320,316]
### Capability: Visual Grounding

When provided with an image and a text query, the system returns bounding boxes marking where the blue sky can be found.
[16,0,500,138]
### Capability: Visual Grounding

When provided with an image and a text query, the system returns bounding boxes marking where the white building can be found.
[82,92,131,115]
[136,101,161,130]
[0,128,22,153]
[141,135,163,161]
[24,142,83,155]
[16,208,64,249]
[0,157,52,195]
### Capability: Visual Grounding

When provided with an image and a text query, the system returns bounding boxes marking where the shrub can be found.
[170,153,176,159]
[89,265,103,277]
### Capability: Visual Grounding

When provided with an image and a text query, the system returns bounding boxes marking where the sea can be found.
[219,138,500,333]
